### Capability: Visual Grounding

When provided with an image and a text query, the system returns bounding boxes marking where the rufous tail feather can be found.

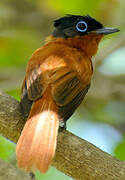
[16,91,59,173]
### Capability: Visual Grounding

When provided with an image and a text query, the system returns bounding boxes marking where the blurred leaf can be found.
[6,89,20,100]
[114,139,125,161]
[0,136,15,161]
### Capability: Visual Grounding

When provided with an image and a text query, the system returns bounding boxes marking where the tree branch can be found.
[0,91,125,180]
[0,158,31,180]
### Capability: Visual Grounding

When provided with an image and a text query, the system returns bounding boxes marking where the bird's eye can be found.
[76,21,88,32]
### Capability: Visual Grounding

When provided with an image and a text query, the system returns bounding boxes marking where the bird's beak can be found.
[94,27,120,35]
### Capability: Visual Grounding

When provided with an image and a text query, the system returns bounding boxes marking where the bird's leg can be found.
[29,172,36,180]
[59,120,67,132]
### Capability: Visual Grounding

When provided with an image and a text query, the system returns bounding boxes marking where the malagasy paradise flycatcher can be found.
[16,14,119,173]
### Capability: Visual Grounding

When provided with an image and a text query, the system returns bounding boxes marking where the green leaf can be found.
[6,89,20,101]
[0,136,15,161]
[114,139,125,161]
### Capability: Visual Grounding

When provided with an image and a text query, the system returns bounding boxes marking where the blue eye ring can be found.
[76,21,88,32]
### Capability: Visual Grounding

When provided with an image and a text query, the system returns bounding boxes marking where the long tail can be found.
[16,91,59,173]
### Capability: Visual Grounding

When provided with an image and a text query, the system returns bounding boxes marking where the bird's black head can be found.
[53,15,119,38]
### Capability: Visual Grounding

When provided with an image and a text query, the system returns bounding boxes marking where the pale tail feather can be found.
[16,98,59,173]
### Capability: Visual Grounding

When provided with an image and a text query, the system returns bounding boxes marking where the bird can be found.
[16,14,119,174]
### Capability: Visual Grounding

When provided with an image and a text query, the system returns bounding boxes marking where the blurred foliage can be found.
[6,89,20,101]
[0,136,15,161]
[0,0,125,179]
[44,0,101,15]
[114,138,125,161]
[0,30,42,67]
